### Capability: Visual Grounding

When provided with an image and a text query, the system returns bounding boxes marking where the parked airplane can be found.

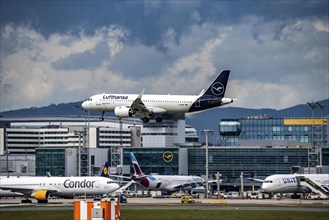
[0,168,120,203]
[110,152,205,192]
[253,174,329,196]
[81,69,235,122]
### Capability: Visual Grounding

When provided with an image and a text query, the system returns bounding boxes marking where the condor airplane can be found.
[0,169,120,203]
[254,174,329,196]
[111,152,205,192]
[81,70,235,122]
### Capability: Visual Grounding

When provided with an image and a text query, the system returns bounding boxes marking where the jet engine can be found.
[31,190,49,201]
[114,106,134,118]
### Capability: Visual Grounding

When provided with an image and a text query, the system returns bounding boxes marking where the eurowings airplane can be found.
[253,174,329,194]
[0,167,120,203]
[81,70,235,122]
[117,152,205,192]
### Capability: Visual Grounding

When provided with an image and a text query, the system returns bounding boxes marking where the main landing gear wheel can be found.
[142,118,150,123]
[155,117,163,123]
[21,199,32,204]
[38,199,48,204]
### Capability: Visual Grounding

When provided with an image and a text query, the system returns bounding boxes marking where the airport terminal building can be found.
[0,115,328,192]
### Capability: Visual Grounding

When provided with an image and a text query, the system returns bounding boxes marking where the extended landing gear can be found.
[99,111,105,121]
[155,117,163,123]
[142,117,150,123]
[21,199,32,204]
[141,117,163,123]
[38,199,48,203]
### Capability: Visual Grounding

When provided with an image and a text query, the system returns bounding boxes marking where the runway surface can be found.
[1,197,328,212]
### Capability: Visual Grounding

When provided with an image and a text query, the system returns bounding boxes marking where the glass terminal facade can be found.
[219,117,327,146]
[122,148,179,175]
[188,147,308,181]
[36,148,66,176]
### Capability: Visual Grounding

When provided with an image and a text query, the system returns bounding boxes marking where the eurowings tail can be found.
[130,152,152,189]
[130,152,144,177]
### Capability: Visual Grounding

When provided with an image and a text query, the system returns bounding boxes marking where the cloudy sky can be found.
[1,0,328,112]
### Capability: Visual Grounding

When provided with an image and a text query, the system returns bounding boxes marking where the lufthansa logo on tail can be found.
[103,167,108,175]
[211,82,224,96]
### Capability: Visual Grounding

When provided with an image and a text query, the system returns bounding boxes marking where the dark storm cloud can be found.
[52,42,110,71]
[1,1,327,46]
[1,0,328,111]
[110,44,168,78]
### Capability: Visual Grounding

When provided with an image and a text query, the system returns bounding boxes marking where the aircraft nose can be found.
[81,101,88,110]
[261,184,268,192]
[113,183,120,191]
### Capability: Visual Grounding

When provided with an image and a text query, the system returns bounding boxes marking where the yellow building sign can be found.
[284,118,327,125]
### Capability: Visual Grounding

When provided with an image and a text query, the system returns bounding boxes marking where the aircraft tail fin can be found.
[130,152,144,176]
[100,161,109,177]
[203,70,230,98]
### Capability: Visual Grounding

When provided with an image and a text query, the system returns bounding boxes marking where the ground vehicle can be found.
[181,196,195,204]
[119,194,127,203]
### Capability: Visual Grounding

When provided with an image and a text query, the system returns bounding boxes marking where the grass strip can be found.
[1,209,328,220]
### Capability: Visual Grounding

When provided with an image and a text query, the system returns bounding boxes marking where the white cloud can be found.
[0,13,328,112]
[314,20,329,32]
[0,24,130,111]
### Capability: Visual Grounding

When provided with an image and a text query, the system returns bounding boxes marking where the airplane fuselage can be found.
[134,175,205,192]
[83,94,198,113]
[261,174,329,194]
[0,176,120,200]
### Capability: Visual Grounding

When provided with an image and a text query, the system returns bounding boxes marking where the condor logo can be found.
[64,179,95,188]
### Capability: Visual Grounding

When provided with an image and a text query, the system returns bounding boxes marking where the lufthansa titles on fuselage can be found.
[103,95,129,100]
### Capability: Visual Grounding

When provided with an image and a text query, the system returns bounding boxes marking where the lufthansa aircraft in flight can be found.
[81,70,235,122]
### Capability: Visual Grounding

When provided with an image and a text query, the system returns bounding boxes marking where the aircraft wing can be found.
[109,175,132,180]
[131,90,147,113]
[0,186,59,195]
[0,186,34,195]
[171,181,203,189]
[131,90,167,118]
[247,178,264,182]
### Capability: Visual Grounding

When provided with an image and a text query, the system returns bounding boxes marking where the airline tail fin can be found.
[100,162,109,177]
[130,152,144,176]
[203,70,230,98]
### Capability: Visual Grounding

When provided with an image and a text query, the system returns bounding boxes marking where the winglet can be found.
[138,89,145,98]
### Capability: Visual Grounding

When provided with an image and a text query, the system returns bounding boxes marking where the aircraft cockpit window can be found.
[264,180,273,183]
[107,181,114,184]
[84,98,92,101]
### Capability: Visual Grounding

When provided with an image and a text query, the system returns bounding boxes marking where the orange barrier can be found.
[74,199,120,220]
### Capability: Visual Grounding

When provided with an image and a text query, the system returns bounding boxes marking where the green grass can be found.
[1,210,328,220]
